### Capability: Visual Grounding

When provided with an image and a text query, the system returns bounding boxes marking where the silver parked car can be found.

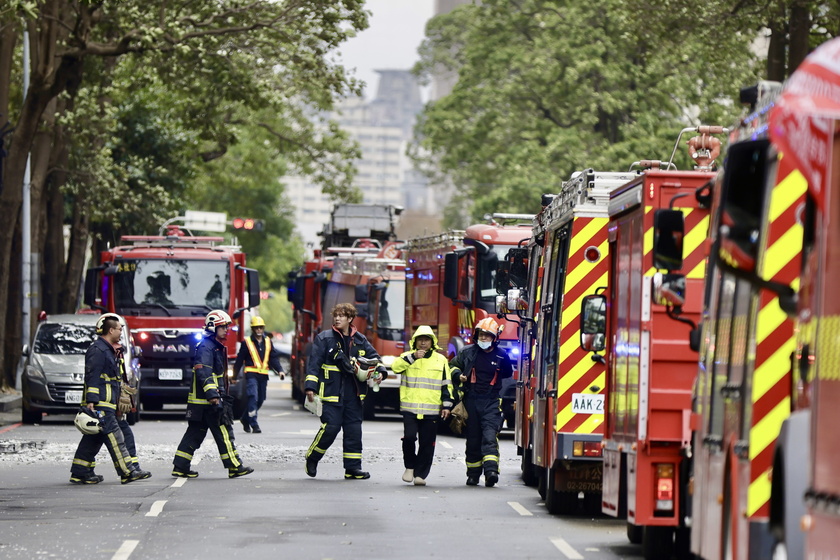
[21,313,141,424]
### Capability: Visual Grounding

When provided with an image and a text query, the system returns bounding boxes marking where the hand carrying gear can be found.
[449,401,468,435]
[74,407,103,435]
[333,348,355,375]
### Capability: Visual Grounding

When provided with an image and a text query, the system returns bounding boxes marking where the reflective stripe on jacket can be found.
[304,326,381,404]
[393,325,454,415]
[244,338,270,374]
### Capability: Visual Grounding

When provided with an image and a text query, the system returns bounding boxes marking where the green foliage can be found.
[412,0,762,221]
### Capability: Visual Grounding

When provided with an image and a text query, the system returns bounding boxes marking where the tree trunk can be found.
[62,197,90,313]
[787,1,810,74]
[43,100,70,314]
[766,22,787,82]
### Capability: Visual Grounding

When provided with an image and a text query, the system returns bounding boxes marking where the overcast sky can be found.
[337,1,435,100]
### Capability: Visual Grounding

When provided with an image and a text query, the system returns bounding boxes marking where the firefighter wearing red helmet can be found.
[449,317,514,487]
[172,310,254,479]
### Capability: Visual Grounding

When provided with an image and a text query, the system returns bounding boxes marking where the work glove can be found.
[118,383,135,415]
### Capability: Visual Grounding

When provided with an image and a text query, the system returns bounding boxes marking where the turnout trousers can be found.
[464,393,503,477]
[241,372,268,427]
[306,380,364,470]
[173,407,242,471]
[71,410,134,477]
[401,412,439,480]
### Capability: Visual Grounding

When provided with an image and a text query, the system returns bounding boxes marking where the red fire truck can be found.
[698,39,840,560]
[579,127,726,558]
[83,226,261,411]
[502,170,637,514]
[287,204,402,410]
[403,214,533,429]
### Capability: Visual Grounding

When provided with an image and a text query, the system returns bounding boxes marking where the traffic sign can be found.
[184,210,228,233]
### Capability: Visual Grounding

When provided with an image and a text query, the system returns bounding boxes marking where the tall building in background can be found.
[285,70,432,250]
[432,0,472,100]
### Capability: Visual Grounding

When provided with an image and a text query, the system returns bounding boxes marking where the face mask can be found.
[477,340,492,350]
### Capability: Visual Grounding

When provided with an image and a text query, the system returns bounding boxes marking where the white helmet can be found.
[74,408,102,435]
[204,310,232,333]
[95,313,122,335]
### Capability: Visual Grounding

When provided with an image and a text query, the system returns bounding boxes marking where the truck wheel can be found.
[545,466,578,515]
[642,526,674,560]
[583,491,602,516]
[21,407,42,424]
[627,522,643,544]
[521,448,539,487]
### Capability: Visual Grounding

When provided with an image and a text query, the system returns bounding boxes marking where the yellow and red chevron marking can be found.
[643,206,710,278]
[747,157,806,519]
[554,217,608,435]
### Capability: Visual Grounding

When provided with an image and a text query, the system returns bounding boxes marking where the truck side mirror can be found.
[246,268,260,308]
[653,209,684,271]
[443,252,460,300]
[652,272,686,307]
[580,294,607,353]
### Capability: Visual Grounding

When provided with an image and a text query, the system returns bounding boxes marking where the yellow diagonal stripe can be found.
[565,246,608,290]
[755,305,788,348]
[555,372,606,433]
[769,169,807,222]
[751,337,794,403]
[559,272,608,362]
[747,397,791,516]
[762,225,803,279]
[570,218,606,256]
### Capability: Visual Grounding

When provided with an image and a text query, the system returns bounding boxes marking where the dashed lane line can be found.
[270,412,292,417]
[507,501,533,516]
[550,537,584,559]
[146,500,167,517]
[171,477,187,488]
[111,539,139,560]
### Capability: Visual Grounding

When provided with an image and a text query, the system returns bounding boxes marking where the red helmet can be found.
[205,310,232,332]
[474,317,503,340]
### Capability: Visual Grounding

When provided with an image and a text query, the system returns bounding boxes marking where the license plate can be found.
[65,391,82,404]
[571,393,604,414]
[159,368,183,380]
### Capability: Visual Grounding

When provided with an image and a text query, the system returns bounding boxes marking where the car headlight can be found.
[25,365,46,383]
[380,355,396,367]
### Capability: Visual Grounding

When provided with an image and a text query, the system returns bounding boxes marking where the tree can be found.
[410,0,835,225]
[0,0,370,388]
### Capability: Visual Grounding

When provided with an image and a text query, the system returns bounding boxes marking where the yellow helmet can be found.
[250,316,266,328]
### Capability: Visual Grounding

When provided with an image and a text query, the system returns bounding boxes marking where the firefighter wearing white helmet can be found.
[448,317,513,487]
[69,313,151,485]
[232,315,284,434]
[172,309,254,479]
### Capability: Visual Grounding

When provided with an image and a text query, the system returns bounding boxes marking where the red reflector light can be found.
[655,463,675,511]
[139,332,150,341]
[584,246,601,263]
[583,441,602,457]
[657,478,674,501]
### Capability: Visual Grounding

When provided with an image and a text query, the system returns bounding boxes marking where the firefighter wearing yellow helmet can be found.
[231,315,284,433]
[449,317,513,487]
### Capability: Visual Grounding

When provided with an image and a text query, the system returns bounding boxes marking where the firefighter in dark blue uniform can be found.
[172,310,254,479]
[69,313,151,484]
[449,317,513,487]
[304,303,386,480]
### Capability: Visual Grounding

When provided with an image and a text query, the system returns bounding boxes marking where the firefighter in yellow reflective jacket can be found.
[233,316,283,434]
[392,325,454,486]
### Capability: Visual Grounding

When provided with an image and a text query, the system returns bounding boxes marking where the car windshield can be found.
[111,259,230,316]
[34,323,97,355]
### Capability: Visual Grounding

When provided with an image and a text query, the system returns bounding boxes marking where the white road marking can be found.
[146,500,167,517]
[550,537,584,559]
[171,477,187,488]
[439,441,453,449]
[111,539,139,560]
[507,501,533,516]
[270,412,291,417]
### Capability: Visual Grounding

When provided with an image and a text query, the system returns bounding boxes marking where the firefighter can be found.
[172,310,254,479]
[304,303,387,480]
[69,313,151,484]
[233,315,284,434]
[449,317,514,487]
[392,325,454,486]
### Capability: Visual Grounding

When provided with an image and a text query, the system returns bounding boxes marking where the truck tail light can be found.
[573,441,603,457]
[655,463,675,512]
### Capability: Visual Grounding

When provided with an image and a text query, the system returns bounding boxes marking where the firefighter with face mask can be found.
[392,325,454,486]
[449,317,514,487]
[172,310,254,479]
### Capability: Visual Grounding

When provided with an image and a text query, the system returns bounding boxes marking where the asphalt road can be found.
[0,378,645,560]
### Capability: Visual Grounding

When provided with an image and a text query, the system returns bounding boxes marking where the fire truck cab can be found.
[84,227,260,411]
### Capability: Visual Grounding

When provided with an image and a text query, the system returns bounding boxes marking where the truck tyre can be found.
[545,466,577,515]
[521,448,539,487]
[627,522,643,544]
[21,407,42,424]
[642,526,674,560]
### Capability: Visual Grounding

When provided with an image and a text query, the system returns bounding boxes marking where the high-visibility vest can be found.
[244,338,271,375]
